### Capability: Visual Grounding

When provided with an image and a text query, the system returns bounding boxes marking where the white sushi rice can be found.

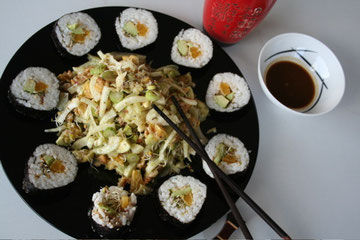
[158,175,207,223]
[115,8,158,50]
[206,72,251,112]
[92,186,137,229]
[203,134,249,178]
[10,67,60,110]
[54,12,101,56]
[171,28,213,68]
[27,144,78,189]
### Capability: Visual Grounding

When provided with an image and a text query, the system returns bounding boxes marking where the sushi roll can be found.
[52,12,101,57]
[157,175,207,225]
[115,8,158,50]
[22,144,78,193]
[90,186,137,237]
[205,72,250,112]
[202,134,249,178]
[171,28,213,68]
[9,67,60,118]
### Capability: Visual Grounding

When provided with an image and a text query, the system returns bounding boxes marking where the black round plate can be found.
[0,7,259,239]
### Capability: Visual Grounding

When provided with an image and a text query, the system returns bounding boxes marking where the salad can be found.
[48,51,209,194]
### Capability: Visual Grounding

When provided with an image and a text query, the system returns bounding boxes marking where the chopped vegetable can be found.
[51,51,209,195]
[23,79,36,93]
[123,21,138,36]
[214,95,230,108]
[145,90,160,101]
[214,143,226,165]
[226,92,235,101]
[43,155,55,166]
[216,82,235,108]
[171,186,192,198]
[101,70,117,82]
[206,127,217,134]
[67,23,85,35]
[177,40,188,56]
[109,91,124,103]
[103,127,116,138]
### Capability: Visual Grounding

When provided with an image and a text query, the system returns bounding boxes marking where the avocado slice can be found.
[23,79,36,93]
[214,95,230,108]
[226,92,235,101]
[43,155,55,167]
[98,203,116,216]
[67,23,85,35]
[214,143,225,165]
[67,23,77,31]
[177,40,188,56]
[171,186,192,198]
[123,21,138,37]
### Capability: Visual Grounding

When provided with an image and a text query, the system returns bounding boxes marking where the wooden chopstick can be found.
[152,102,291,240]
[170,96,253,240]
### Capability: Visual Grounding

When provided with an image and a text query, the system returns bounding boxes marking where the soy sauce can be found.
[265,60,316,109]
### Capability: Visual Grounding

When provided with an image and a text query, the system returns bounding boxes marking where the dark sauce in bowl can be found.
[265,60,316,109]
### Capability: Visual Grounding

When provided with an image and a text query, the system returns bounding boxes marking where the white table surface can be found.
[1,0,360,239]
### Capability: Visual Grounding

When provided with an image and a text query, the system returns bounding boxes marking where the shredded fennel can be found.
[51,51,209,195]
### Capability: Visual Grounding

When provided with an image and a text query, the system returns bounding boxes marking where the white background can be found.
[1,0,360,239]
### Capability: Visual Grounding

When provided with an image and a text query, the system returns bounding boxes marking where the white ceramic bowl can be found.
[258,33,345,116]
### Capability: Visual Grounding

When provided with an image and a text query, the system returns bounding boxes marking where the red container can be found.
[203,0,276,44]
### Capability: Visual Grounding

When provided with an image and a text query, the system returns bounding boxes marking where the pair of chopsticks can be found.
[152,96,291,240]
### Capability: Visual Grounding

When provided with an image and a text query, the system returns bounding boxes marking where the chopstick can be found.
[170,96,253,239]
[152,99,291,240]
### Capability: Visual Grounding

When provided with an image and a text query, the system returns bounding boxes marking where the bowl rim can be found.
[257,32,345,116]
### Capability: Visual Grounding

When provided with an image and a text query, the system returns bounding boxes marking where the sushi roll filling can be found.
[206,72,250,112]
[115,8,158,50]
[24,144,78,191]
[203,134,249,177]
[214,82,235,109]
[213,143,238,165]
[170,185,193,208]
[36,154,66,177]
[66,23,91,44]
[53,12,101,56]
[123,21,148,37]
[158,175,207,224]
[177,40,202,59]
[92,186,137,228]
[22,78,49,105]
[23,78,48,94]
[9,67,59,112]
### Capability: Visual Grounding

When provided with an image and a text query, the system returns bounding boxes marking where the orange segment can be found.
[35,81,48,92]
[121,195,130,209]
[219,82,231,95]
[49,160,65,173]
[183,192,193,206]
[190,47,201,58]
[136,22,148,36]
[78,102,87,115]
[222,154,238,163]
